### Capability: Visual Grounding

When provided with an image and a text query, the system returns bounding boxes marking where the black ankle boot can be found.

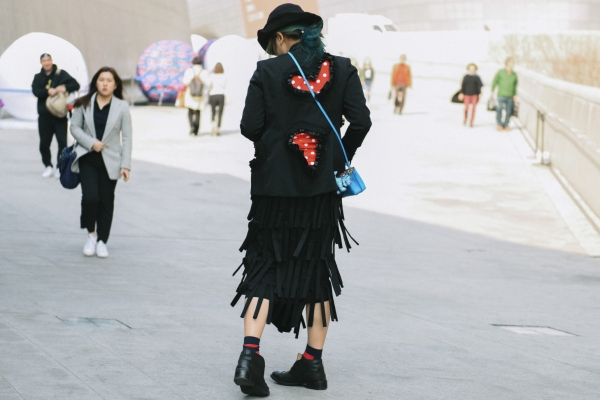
[270,354,327,390]
[234,349,270,396]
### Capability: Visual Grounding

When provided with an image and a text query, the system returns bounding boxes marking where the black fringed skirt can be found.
[231,192,356,337]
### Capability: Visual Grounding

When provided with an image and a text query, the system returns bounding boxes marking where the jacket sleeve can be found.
[60,70,80,92]
[491,72,499,93]
[342,62,372,162]
[70,106,96,150]
[31,75,48,100]
[460,75,467,94]
[182,68,193,86]
[120,104,133,170]
[240,64,265,142]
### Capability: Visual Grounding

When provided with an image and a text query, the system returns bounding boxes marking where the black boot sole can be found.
[270,373,328,390]
[235,368,270,396]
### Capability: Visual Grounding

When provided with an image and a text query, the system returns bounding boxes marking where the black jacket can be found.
[31,64,80,118]
[241,44,371,197]
[460,74,483,96]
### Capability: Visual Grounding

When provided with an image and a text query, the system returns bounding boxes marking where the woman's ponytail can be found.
[299,21,325,60]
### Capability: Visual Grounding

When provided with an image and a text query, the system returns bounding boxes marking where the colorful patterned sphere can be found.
[136,40,194,103]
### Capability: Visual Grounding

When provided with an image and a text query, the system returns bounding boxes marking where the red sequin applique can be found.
[290,61,331,93]
[292,132,319,165]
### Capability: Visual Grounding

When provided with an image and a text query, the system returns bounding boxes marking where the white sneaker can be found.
[54,169,61,179]
[83,234,97,256]
[42,166,53,178]
[96,241,109,258]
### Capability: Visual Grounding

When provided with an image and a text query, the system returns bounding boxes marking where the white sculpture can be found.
[0,32,88,121]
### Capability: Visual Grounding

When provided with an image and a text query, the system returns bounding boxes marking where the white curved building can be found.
[188,0,600,38]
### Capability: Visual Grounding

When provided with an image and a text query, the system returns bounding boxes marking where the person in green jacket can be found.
[492,57,518,131]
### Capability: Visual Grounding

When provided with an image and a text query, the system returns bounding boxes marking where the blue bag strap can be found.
[288,52,350,169]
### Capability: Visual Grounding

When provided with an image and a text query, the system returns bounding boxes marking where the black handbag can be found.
[451,90,463,103]
[512,101,519,117]
[58,143,80,189]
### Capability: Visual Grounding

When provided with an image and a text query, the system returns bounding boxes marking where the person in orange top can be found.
[390,54,412,114]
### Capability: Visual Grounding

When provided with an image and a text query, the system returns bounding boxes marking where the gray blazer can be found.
[70,94,132,180]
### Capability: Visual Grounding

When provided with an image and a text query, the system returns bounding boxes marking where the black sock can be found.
[302,344,322,360]
[243,336,260,354]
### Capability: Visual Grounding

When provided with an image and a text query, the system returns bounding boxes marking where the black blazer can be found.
[31,64,80,118]
[241,44,371,197]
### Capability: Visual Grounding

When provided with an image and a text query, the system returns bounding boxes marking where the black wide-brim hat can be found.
[257,3,322,51]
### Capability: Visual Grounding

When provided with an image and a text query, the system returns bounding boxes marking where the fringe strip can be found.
[231,192,357,337]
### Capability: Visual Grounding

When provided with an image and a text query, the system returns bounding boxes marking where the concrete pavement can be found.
[1,76,600,399]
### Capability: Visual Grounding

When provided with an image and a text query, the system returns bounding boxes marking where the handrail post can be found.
[539,111,548,165]
[535,110,540,153]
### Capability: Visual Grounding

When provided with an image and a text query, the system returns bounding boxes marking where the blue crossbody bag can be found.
[288,52,366,197]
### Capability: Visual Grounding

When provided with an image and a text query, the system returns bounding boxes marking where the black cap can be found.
[257,3,322,51]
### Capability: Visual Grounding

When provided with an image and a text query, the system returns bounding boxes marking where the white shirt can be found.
[208,73,227,96]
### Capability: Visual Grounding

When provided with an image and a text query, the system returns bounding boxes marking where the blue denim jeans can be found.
[496,96,514,128]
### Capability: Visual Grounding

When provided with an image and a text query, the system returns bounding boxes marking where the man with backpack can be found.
[183,57,209,136]
[31,53,80,178]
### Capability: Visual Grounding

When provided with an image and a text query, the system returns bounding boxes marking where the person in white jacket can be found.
[182,57,209,136]
[208,62,227,136]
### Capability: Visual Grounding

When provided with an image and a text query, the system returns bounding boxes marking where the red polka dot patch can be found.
[290,61,331,94]
[292,132,319,165]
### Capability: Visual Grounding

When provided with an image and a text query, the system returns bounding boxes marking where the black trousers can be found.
[209,94,225,127]
[188,108,200,135]
[79,152,118,243]
[38,114,67,167]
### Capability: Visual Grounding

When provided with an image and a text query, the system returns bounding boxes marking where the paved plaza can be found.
[1,78,600,399]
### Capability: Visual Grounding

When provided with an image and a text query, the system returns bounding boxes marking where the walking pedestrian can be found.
[390,54,412,114]
[361,58,375,102]
[182,57,208,136]
[458,63,483,127]
[232,4,371,396]
[69,67,132,258]
[208,62,227,136]
[31,53,80,178]
[492,57,518,131]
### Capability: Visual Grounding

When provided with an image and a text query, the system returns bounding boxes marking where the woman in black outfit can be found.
[458,63,484,127]
[232,4,371,396]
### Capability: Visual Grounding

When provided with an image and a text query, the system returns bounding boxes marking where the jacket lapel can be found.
[101,98,122,142]
[83,93,96,139]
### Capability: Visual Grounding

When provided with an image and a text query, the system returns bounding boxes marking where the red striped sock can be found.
[243,336,260,355]
[302,345,322,360]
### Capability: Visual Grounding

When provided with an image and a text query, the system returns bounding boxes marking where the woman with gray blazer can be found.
[70,67,132,258]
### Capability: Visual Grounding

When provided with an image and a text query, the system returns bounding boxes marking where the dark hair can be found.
[40,53,52,60]
[467,63,478,70]
[213,62,224,74]
[192,57,203,65]
[74,67,123,109]
[266,21,325,60]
